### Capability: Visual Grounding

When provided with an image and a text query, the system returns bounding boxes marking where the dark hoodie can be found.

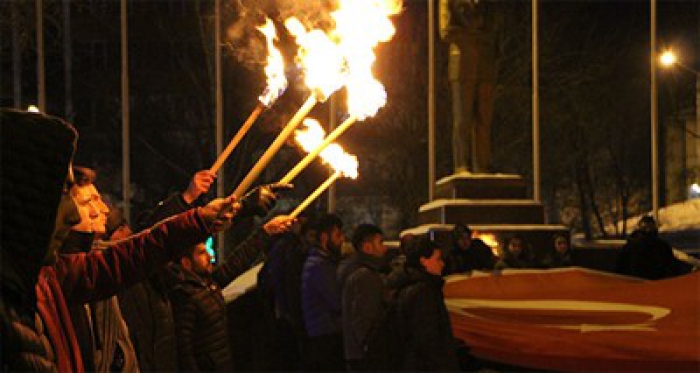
[386,266,459,371]
[1,109,78,371]
[1,110,214,372]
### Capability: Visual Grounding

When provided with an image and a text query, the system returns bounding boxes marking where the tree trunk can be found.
[575,164,592,240]
[582,161,608,238]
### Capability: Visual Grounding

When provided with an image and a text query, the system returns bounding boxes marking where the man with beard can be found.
[301,214,345,371]
[169,213,295,371]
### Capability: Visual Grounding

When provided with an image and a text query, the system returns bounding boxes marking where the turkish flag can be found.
[444,268,700,372]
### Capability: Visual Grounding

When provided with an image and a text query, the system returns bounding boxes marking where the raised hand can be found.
[263,215,297,235]
[183,170,217,204]
[237,183,294,218]
[198,196,239,232]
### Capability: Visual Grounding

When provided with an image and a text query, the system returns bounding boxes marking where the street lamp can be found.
[659,49,700,76]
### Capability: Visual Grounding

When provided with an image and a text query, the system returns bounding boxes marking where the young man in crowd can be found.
[301,213,345,371]
[338,224,389,370]
[169,212,294,371]
[386,236,459,371]
[59,166,138,372]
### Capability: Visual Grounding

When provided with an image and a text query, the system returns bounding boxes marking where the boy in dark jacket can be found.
[387,236,459,371]
[338,224,389,371]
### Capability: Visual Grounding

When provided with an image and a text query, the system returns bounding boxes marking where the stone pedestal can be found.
[401,173,568,261]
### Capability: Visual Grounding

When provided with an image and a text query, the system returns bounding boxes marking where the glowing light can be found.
[257,18,287,106]
[659,50,677,67]
[27,105,40,113]
[331,0,402,119]
[473,232,500,257]
[294,118,358,179]
[284,17,346,100]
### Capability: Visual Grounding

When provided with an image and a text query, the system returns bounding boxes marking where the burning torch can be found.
[229,17,347,198]
[289,145,358,218]
[209,18,287,174]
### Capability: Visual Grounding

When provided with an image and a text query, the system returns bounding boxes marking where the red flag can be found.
[444,268,700,372]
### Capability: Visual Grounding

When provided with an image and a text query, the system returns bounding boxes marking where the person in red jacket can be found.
[0,109,280,372]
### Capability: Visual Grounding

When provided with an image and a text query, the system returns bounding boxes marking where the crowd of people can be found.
[1,109,694,372]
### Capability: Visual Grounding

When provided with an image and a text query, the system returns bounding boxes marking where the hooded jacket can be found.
[1,110,213,372]
[1,109,79,371]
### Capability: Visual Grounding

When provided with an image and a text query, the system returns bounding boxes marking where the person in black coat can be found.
[444,223,496,274]
[255,216,315,370]
[338,224,390,370]
[386,236,459,371]
[616,216,689,280]
[169,214,295,371]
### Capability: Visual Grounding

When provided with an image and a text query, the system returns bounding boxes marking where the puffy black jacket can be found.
[386,266,459,371]
[170,230,272,371]
[169,267,230,371]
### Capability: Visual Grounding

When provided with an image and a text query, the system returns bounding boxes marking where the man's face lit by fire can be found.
[70,183,110,235]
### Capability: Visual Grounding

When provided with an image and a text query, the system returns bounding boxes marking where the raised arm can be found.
[57,198,236,304]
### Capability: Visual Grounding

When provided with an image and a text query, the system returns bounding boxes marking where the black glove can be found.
[238,183,293,218]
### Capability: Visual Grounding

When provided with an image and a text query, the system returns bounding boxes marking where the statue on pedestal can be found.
[440,0,500,174]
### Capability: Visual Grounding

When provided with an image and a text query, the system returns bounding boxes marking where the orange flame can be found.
[473,232,501,257]
[331,0,402,119]
[284,17,347,100]
[295,118,358,178]
[256,18,287,107]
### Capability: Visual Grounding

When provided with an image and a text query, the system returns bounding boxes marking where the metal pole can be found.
[215,0,225,259]
[651,0,659,221]
[37,0,45,111]
[532,0,541,202]
[121,0,131,224]
[428,0,436,201]
[328,95,337,213]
